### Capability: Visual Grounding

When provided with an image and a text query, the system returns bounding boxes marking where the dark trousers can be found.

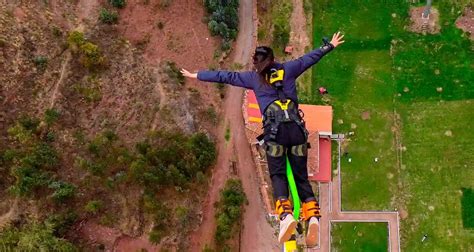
[265,122,315,202]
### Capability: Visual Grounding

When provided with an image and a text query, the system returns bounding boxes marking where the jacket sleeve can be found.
[283,45,334,79]
[197,70,254,89]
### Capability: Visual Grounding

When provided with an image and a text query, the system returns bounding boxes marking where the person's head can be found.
[253,46,274,75]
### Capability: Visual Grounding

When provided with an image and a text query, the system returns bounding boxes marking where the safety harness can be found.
[260,67,308,143]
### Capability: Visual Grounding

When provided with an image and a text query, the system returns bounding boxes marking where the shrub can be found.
[29,142,59,168]
[144,193,171,244]
[44,108,60,125]
[110,0,126,8]
[49,181,76,202]
[156,21,164,30]
[9,166,51,196]
[8,123,34,145]
[52,26,63,37]
[5,118,61,197]
[80,42,105,69]
[67,31,105,70]
[163,61,185,85]
[158,0,172,8]
[45,212,78,237]
[45,131,56,142]
[67,31,86,50]
[204,0,239,50]
[0,222,78,251]
[85,200,104,214]
[33,56,48,70]
[99,8,118,24]
[273,23,290,51]
[214,179,246,244]
[224,126,230,142]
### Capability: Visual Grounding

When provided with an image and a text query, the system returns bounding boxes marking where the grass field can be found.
[331,222,388,252]
[304,0,474,250]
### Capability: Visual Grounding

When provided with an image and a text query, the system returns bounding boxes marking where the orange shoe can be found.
[302,199,321,247]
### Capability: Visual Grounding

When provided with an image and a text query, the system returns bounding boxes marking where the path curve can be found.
[233,0,277,251]
[189,0,276,250]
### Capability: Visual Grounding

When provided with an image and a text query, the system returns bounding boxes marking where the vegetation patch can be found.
[0,221,78,251]
[99,8,119,24]
[67,31,106,71]
[331,222,388,252]
[311,0,473,250]
[204,0,239,50]
[109,0,126,8]
[461,188,474,229]
[214,179,247,248]
[271,0,293,54]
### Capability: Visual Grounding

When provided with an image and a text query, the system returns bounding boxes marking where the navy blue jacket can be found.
[197,48,330,113]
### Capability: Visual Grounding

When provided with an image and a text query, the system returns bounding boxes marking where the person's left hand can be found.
[180,69,198,79]
[330,32,345,47]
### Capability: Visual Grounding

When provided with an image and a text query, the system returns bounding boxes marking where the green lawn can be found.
[399,100,474,251]
[306,0,474,250]
[331,222,388,252]
[304,1,402,211]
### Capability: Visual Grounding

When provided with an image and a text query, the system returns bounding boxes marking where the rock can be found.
[434,69,440,75]
[436,87,443,92]
[351,123,357,129]
[337,119,344,124]
[387,173,394,179]
[392,13,397,18]
[403,87,410,92]
[428,205,435,211]
[444,130,453,137]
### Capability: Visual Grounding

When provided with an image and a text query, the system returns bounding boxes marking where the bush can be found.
[67,31,86,50]
[5,118,62,197]
[45,212,78,237]
[163,61,185,85]
[33,56,48,70]
[44,108,60,125]
[144,193,170,244]
[80,42,106,69]
[67,31,105,70]
[204,0,239,50]
[214,179,246,244]
[49,181,76,202]
[99,8,118,24]
[9,166,51,196]
[271,2,292,53]
[85,200,104,214]
[0,222,78,251]
[110,0,126,8]
[273,23,290,51]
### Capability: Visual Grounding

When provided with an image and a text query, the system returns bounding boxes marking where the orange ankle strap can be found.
[302,200,320,221]
[275,198,293,219]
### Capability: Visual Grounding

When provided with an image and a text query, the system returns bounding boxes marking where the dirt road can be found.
[232,1,277,251]
[190,0,277,250]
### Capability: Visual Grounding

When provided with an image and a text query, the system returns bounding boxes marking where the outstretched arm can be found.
[181,69,254,89]
[284,32,345,79]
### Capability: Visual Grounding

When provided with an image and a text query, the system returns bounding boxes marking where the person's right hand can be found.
[180,69,198,79]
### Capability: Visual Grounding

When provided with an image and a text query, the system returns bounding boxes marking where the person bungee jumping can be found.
[181,32,344,246]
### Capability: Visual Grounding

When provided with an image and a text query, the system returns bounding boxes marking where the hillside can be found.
[0,1,224,250]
